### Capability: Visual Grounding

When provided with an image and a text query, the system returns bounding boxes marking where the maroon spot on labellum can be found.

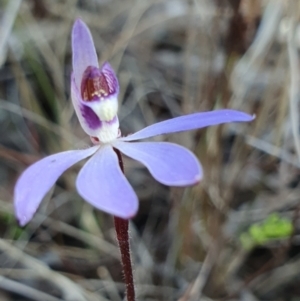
[81,66,112,101]
[90,136,100,144]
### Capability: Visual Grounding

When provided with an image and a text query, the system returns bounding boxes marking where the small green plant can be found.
[240,213,293,250]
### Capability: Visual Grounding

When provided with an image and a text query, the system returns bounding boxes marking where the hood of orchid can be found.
[71,19,119,143]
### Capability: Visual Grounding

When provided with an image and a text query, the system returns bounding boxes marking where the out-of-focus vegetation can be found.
[0,0,300,300]
[240,213,293,249]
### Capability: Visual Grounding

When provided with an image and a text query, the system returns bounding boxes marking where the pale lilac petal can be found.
[72,19,99,88]
[113,141,202,186]
[76,145,138,218]
[120,110,255,142]
[14,146,99,226]
[71,73,102,137]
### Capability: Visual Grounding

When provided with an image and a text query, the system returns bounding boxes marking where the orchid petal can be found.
[120,109,254,142]
[72,19,99,88]
[14,146,98,226]
[76,145,138,218]
[71,74,102,137]
[113,141,202,186]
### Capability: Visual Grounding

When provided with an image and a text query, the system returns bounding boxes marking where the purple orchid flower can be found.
[14,19,254,226]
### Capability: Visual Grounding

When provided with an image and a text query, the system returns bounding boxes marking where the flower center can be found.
[81,66,110,101]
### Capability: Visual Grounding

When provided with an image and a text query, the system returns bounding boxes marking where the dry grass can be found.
[0,0,300,300]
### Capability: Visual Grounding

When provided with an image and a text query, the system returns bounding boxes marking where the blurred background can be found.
[0,0,299,300]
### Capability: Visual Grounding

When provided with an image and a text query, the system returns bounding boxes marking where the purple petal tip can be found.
[73,18,86,30]
[195,173,202,183]
[18,215,29,227]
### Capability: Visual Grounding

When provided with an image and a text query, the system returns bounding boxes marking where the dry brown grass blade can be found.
[0,275,65,301]
[0,239,87,301]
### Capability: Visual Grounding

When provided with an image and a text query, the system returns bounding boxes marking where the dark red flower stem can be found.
[114,217,135,301]
[113,148,135,301]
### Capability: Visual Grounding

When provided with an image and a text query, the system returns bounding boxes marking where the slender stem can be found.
[113,148,135,301]
[114,217,135,301]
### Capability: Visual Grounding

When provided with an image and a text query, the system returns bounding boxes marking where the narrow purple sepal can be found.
[72,19,99,88]
[119,109,255,142]
[76,145,138,218]
[113,141,202,186]
[14,146,98,226]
